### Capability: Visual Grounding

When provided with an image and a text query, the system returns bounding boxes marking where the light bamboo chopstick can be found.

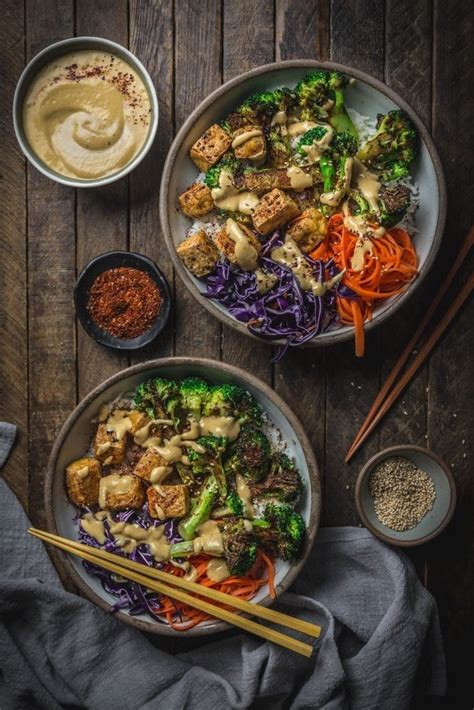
[345,226,474,463]
[345,273,474,460]
[29,528,317,657]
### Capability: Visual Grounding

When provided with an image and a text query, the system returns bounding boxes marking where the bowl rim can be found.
[74,250,172,350]
[355,444,457,547]
[45,356,321,636]
[159,59,447,348]
[13,36,159,188]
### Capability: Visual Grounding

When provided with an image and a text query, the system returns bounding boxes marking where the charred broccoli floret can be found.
[179,377,209,420]
[296,125,333,161]
[133,377,180,423]
[295,71,358,137]
[295,71,334,115]
[248,452,303,504]
[237,88,295,124]
[204,154,242,190]
[267,128,292,168]
[187,435,227,497]
[319,131,358,206]
[349,183,411,228]
[357,110,418,181]
[224,425,271,481]
[203,383,262,425]
[254,503,306,561]
[326,72,358,138]
[178,476,218,541]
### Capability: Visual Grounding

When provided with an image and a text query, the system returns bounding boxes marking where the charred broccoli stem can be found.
[319,131,358,205]
[327,72,358,138]
[267,127,292,168]
[254,503,306,561]
[187,434,228,498]
[224,425,271,482]
[357,110,418,181]
[178,476,218,541]
[248,452,303,504]
[203,383,262,425]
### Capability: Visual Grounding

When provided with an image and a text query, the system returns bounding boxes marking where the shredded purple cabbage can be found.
[205,230,357,361]
[77,504,183,623]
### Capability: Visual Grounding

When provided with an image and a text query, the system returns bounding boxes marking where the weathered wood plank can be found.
[26,0,76,529]
[427,2,474,703]
[273,1,331,493]
[75,0,130,398]
[129,0,175,363]
[324,0,385,525]
[0,1,28,508]
[173,0,221,358]
[221,0,274,384]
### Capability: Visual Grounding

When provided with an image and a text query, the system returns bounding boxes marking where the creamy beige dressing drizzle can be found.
[207,558,230,582]
[231,127,263,149]
[98,474,135,508]
[320,157,354,207]
[211,170,259,215]
[96,441,111,456]
[150,465,173,484]
[226,218,259,271]
[271,110,288,135]
[287,166,313,191]
[193,520,224,555]
[236,473,255,517]
[255,269,278,295]
[199,415,240,441]
[106,410,133,440]
[353,159,381,213]
[155,421,200,463]
[109,520,170,560]
[287,120,317,137]
[80,512,106,544]
[300,124,334,164]
[271,237,345,296]
[184,564,199,583]
[342,201,385,272]
[76,466,90,480]
[97,404,109,422]
[133,419,173,446]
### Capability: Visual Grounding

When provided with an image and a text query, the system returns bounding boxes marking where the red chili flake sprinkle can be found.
[87,267,163,339]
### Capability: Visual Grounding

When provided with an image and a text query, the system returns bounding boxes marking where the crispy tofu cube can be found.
[189,123,232,171]
[235,168,292,195]
[178,183,214,218]
[65,457,102,507]
[94,423,126,465]
[134,447,169,482]
[99,474,145,511]
[213,222,262,264]
[128,410,149,435]
[177,230,220,278]
[147,485,189,520]
[285,207,328,253]
[252,189,300,235]
[232,126,266,162]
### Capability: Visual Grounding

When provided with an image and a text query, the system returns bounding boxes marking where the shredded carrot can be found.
[149,551,275,630]
[310,212,418,357]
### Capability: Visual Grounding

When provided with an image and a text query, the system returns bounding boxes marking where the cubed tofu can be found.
[134,447,169,482]
[252,189,300,235]
[128,410,149,435]
[235,168,293,195]
[94,423,126,465]
[147,485,189,520]
[285,207,328,253]
[176,230,220,278]
[65,457,102,507]
[189,124,232,171]
[178,183,214,218]
[213,222,262,264]
[99,474,145,511]
[232,126,266,162]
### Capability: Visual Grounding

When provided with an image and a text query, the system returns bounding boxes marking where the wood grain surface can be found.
[0,0,472,704]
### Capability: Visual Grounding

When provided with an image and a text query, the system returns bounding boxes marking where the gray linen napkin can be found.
[0,426,445,710]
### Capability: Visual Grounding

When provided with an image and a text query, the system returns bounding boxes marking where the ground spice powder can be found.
[87,267,162,339]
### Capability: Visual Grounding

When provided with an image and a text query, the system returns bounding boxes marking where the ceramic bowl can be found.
[159,60,446,348]
[74,251,171,351]
[45,358,320,636]
[13,36,159,187]
[355,445,456,546]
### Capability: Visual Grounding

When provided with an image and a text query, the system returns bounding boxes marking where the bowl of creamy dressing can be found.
[13,37,158,187]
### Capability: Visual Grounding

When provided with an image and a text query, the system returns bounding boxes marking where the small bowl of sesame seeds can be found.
[355,445,456,546]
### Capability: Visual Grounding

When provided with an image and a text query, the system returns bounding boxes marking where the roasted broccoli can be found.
[224,425,271,481]
[187,434,228,497]
[178,476,218,540]
[267,128,292,168]
[254,503,306,560]
[295,71,358,137]
[179,377,209,420]
[203,383,262,425]
[248,452,303,504]
[133,377,181,423]
[204,154,242,190]
[319,131,358,206]
[350,183,411,228]
[297,125,333,160]
[357,110,418,181]
[212,489,245,518]
[295,71,334,115]
[237,88,295,124]
[326,72,358,138]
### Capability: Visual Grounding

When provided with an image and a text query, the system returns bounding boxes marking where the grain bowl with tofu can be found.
[63,371,314,631]
[162,62,446,360]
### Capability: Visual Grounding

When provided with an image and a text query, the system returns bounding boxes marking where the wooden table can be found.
[1,1,472,705]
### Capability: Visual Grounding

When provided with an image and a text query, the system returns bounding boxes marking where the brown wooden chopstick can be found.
[345,271,473,460]
[29,528,317,656]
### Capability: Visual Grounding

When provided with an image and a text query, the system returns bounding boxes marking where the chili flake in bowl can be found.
[75,252,171,350]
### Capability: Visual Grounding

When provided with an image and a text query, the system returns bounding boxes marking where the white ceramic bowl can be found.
[13,37,159,188]
[46,358,320,636]
[160,60,447,348]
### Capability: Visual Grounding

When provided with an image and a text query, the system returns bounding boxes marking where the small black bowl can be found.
[74,251,171,350]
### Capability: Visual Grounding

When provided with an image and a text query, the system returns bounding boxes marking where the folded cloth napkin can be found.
[0,427,445,710]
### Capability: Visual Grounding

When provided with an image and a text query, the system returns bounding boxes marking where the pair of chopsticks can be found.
[346,226,474,463]
[28,528,320,657]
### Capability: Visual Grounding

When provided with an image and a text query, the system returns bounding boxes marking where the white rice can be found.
[349,108,377,144]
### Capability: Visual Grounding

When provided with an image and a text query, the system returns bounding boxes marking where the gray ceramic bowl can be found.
[160,60,447,348]
[13,37,159,188]
[355,445,456,546]
[45,358,320,636]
